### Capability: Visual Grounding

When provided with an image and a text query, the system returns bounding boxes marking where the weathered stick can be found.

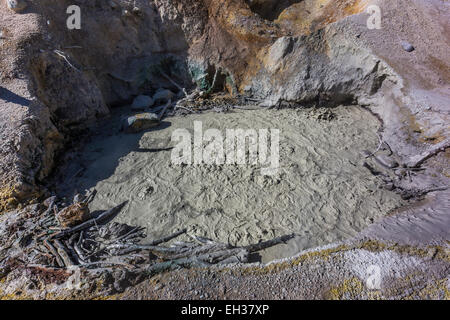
[196,248,248,264]
[160,243,230,260]
[367,132,384,158]
[231,105,260,111]
[116,243,191,256]
[54,239,75,267]
[400,185,448,200]
[406,140,450,168]
[26,264,65,271]
[85,189,97,204]
[43,239,64,268]
[115,229,188,255]
[175,105,195,113]
[148,228,187,246]
[158,99,172,121]
[206,69,219,95]
[160,71,188,97]
[73,242,88,264]
[54,50,81,72]
[77,259,134,269]
[108,226,142,244]
[244,233,296,253]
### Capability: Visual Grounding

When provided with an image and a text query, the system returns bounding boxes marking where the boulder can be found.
[122,112,160,133]
[266,36,293,72]
[401,41,415,52]
[131,95,154,111]
[153,89,175,103]
[56,203,90,228]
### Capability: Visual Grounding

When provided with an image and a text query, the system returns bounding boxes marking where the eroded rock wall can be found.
[0,4,62,209]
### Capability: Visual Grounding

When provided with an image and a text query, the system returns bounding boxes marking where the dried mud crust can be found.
[56,105,405,263]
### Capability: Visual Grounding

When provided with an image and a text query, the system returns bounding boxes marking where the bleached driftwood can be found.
[405,140,450,168]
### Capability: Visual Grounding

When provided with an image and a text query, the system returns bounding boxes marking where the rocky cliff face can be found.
[0,0,449,211]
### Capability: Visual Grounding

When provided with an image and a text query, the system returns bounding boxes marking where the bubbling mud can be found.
[60,106,405,263]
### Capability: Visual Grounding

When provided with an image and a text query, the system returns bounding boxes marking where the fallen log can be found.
[399,185,448,200]
[196,248,249,264]
[73,242,89,264]
[158,99,172,121]
[116,242,192,257]
[405,140,450,168]
[43,239,64,268]
[159,242,230,260]
[54,239,75,267]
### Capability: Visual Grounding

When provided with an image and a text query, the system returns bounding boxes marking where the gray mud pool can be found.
[60,106,405,263]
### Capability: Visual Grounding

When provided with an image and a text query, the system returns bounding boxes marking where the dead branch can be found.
[54,240,75,267]
[148,228,187,246]
[175,105,195,113]
[43,239,64,268]
[244,233,296,252]
[158,99,172,121]
[405,140,450,168]
[53,50,81,72]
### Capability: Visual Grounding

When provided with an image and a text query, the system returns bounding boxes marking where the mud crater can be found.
[55,105,405,263]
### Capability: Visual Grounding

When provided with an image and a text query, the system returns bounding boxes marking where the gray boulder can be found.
[131,95,154,111]
[401,41,415,52]
[153,89,175,103]
[122,112,160,133]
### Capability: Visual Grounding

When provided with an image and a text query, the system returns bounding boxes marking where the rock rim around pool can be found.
[122,112,160,133]
[131,95,154,111]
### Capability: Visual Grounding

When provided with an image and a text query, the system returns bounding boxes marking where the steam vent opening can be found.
[57,105,405,263]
